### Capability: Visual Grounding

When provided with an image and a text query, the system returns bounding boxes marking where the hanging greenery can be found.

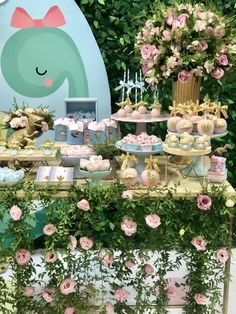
[0,181,234,313]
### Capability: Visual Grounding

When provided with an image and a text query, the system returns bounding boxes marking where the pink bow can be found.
[11,6,66,29]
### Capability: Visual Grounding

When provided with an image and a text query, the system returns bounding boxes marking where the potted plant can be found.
[92,143,121,180]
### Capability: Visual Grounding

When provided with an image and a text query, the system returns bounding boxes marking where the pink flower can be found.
[166,10,174,26]
[141,44,157,60]
[64,308,76,314]
[121,218,137,236]
[194,293,207,305]
[214,26,225,38]
[178,70,192,83]
[3,115,11,123]
[9,205,22,221]
[144,263,154,274]
[23,286,35,297]
[43,224,56,236]
[79,236,93,250]
[10,117,21,128]
[114,288,130,302]
[122,190,133,200]
[68,235,77,250]
[60,278,76,295]
[101,253,114,267]
[42,287,55,303]
[41,121,49,132]
[216,247,229,264]
[124,259,135,269]
[217,54,228,66]
[191,236,207,251]
[105,302,115,313]
[77,199,90,211]
[145,214,161,229]
[211,67,225,80]
[44,251,58,263]
[197,195,212,210]
[162,30,171,41]
[177,13,189,26]
[19,116,28,128]
[198,41,208,52]
[142,64,150,75]
[16,249,31,265]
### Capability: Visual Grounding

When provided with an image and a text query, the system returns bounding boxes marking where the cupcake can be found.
[179,138,192,150]
[194,137,207,150]
[168,135,179,148]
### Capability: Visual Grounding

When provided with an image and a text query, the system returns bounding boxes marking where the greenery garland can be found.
[0,181,234,313]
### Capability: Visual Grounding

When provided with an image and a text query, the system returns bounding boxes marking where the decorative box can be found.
[54,118,71,142]
[207,155,227,183]
[67,121,84,145]
[101,118,118,143]
[36,166,74,182]
[88,121,106,145]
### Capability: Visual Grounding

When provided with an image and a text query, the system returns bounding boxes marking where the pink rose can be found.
[177,13,189,26]
[142,64,150,75]
[191,236,207,251]
[212,67,224,79]
[3,115,11,123]
[43,224,56,236]
[162,30,171,41]
[42,287,55,303]
[9,205,22,221]
[144,263,154,274]
[114,288,130,302]
[60,278,76,295]
[121,218,137,236]
[41,121,49,132]
[44,252,58,263]
[214,26,225,38]
[141,44,157,60]
[77,199,90,211]
[216,247,229,264]
[198,41,208,52]
[10,117,21,128]
[79,236,93,250]
[19,116,28,128]
[101,253,114,267]
[124,259,135,269]
[217,54,228,66]
[68,235,77,250]
[194,293,207,305]
[16,249,31,265]
[23,286,35,297]
[178,70,192,83]
[122,190,133,200]
[145,214,161,229]
[197,195,212,210]
[166,10,174,26]
[105,302,115,313]
[64,307,76,314]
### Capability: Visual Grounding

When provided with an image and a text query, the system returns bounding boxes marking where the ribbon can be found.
[126,80,135,96]
[11,6,66,29]
[114,80,129,92]
[145,156,160,172]
[135,81,146,93]
[116,97,132,108]
[120,153,137,170]
[132,100,148,109]
[214,103,228,119]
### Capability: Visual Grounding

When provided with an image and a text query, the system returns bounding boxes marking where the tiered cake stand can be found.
[111,112,169,135]
[165,131,227,177]
[116,140,163,175]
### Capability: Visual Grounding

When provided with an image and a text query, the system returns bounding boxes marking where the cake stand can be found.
[111,112,169,135]
[166,131,227,177]
[79,168,111,186]
[116,140,163,175]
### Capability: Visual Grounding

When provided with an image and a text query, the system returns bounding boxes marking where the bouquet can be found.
[135,1,236,86]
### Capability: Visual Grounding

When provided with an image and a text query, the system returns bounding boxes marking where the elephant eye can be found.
[36,67,47,76]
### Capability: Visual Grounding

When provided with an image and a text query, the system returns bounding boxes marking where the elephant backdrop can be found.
[0,0,111,140]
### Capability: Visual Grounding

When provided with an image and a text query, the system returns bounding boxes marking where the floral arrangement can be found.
[2,98,54,132]
[135,1,236,85]
[0,181,234,313]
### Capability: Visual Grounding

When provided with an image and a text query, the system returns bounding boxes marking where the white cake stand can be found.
[111,112,169,135]
[116,140,163,175]
[166,131,227,177]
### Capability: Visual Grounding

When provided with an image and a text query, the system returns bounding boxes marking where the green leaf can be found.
[93,20,99,28]
[119,37,125,45]
[109,222,115,230]
[98,0,105,5]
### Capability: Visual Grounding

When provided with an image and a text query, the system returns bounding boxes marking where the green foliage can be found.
[0,181,234,313]
[92,143,121,160]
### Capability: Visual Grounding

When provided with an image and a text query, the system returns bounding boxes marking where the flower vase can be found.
[173,76,201,105]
